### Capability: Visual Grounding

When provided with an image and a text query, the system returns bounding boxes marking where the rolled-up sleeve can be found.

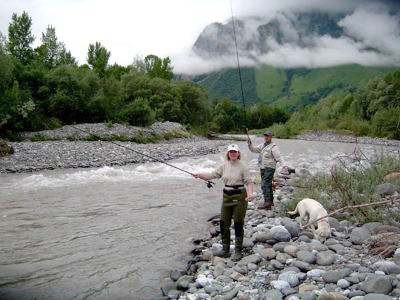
[242,166,254,186]
[272,146,285,166]
[248,143,263,153]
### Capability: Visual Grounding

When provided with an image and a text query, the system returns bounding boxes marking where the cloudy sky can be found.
[1,0,399,75]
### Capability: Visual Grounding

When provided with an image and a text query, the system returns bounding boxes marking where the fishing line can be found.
[230,0,248,132]
[72,126,215,188]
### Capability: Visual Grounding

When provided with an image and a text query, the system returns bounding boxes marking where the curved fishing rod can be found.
[230,0,248,133]
[72,126,215,188]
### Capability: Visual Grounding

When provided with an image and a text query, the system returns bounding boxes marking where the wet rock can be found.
[170,269,187,281]
[360,274,393,294]
[349,227,371,245]
[374,183,398,195]
[316,292,348,300]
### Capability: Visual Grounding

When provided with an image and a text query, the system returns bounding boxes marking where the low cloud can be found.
[173,0,400,75]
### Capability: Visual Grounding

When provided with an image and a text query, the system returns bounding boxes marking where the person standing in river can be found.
[247,131,290,210]
[193,144,254,261]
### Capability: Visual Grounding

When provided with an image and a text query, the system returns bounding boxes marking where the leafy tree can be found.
[0,81,35,136]
[0,34,13,95]
[35,25,70,69]
[59,46,77,66]
[87,42,110,76]
[144,54,174,80]
[131,54,147,75]
[176,81,209,126]
[119,97,155,126]
[44,65,101,124]
[105,63,131,80]
[8,11,35,64]
[371,107,400,139]
[248,103,276,129]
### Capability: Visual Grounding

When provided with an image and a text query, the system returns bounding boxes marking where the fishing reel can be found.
[206,180,215,188]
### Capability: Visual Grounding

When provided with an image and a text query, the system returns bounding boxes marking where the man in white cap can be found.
[247,131,288,209]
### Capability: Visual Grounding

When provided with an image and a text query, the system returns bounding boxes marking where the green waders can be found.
[218,187,248,261]
[260,167,275,206]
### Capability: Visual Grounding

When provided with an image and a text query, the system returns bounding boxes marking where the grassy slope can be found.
[254,65,287,104]
[198,64,397,111]
[256,64,397,111]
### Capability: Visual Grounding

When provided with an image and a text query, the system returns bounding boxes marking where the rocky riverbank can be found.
[157,177,400,300]
[1,124,399,174]
[0,122,234,174]
[296,130,399,147]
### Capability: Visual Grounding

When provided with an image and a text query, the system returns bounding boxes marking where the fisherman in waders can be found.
[247,131,290,209]
[193,144,254,261]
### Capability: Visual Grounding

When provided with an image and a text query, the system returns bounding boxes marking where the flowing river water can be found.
[0,136,398,300]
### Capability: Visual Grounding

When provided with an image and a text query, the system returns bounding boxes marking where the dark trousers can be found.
[260,167,275,204]
[220,188,248,248]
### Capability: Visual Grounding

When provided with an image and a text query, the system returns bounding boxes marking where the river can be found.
[0,136,398,300]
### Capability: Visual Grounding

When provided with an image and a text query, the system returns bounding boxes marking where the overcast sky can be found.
[1,0,399,75]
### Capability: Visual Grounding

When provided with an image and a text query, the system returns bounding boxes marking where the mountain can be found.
[184,10,399,111]
[192,12,346,59]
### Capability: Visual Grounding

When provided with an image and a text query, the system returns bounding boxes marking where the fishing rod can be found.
[72,126,215,188]
[230,0,248,133]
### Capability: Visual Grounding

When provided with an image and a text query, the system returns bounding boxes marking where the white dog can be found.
[288,198,331,242]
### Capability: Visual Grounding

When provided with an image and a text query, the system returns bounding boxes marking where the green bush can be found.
[283,151,400,224]
[30,133,60,141]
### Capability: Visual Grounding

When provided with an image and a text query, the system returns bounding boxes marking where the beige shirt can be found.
[249,142,285,169]
[211,160,254,186]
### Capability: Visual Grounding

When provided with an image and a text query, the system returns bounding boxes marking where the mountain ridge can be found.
[181,9,399,111]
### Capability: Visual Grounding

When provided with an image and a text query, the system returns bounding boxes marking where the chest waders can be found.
[214,186,248,261]
[261,167,275,206]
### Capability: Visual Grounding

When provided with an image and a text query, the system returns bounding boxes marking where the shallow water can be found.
[0,137,398,300]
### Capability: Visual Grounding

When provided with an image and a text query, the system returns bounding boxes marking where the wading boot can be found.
[232,221,244,262]
[213,244,230,258]
[258,201,273,210]
[232,246,242,262]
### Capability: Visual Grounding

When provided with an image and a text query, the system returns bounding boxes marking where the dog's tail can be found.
[287,203,299,216]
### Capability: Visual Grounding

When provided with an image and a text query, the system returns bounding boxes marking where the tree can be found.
[87,42,110,76]
[8,11,35,64]
[59,46,77,66]
[144,54,174,80]
[36,25,66,69]
[131,54,147,75]
[176,81,209,126]
[0,33,13,95]
[0,81,35,136]
[44,65,101,124]
[119,97,155,126]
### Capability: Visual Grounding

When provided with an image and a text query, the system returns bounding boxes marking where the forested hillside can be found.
[268,69,400,140]
[193,64,397,112]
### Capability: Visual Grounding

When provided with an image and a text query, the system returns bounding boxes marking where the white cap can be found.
[227,144,239,152]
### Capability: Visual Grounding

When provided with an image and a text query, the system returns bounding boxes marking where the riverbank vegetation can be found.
[0,11,399,141]
[0,11,289,141]
[284,151,400,224]
[261,69,400,140]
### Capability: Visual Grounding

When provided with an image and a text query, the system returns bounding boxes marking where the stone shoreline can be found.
[158,179,400,300]
[296,130,399,147]
[1,124,399,174]
[0,122,234,174]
